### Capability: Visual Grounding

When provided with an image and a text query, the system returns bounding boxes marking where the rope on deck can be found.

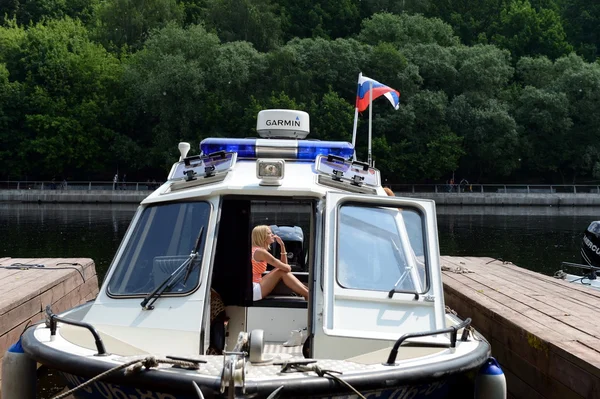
[51,356,199,399]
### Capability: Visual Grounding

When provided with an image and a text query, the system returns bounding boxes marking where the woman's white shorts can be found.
[252,282,262,301]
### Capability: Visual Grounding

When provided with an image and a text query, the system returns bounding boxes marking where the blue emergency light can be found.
[200,138,354,160]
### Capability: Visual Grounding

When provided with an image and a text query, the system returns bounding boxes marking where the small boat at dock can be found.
[555,221,600,290]
[5,109,502,399]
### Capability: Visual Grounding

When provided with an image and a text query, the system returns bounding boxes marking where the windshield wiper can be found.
[140,226,205,310]
[388,238,419,299]
[183,226,205,284]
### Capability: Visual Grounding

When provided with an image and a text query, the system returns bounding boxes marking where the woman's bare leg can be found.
[281,273,309,299]
[259,270,284,298]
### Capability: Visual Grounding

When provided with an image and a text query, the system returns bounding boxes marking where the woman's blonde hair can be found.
[252,225,271,248]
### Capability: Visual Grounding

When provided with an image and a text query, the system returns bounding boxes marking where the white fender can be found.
[1,338,37,399]
[475,357,507,399]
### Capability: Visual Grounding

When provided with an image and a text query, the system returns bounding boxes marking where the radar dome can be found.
[256,109,309,139]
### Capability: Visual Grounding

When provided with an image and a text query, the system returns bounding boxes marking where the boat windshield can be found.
[107,201,210,296]
[336,204,428,293]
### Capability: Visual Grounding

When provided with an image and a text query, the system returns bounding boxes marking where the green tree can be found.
[448,96,520,180]
[399,90,463,180]
[0,63,26,179]
[549,53,600,181]
[262,37,370,103]
[515,55,556,88]
[201,0,284,52]
[93,0,184,51]
[0,18,123,178]
[403,43,458,92]
[514,86,572,177]
[277,0,361,40]
[309,90,355,142]
[358,12,459,48]
[364,42,408,92]
[425,0,505,45]
[561,0,600,61]
[491,0,572,59]
[124,23,264,168]
[358,0,430,18]
[451,44,514,99]
[0,0,98,25]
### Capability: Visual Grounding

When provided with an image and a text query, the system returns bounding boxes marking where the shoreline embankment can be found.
[1,189,600,206]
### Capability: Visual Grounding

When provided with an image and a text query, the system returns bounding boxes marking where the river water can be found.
[2,203,596,279]
[0,203,598,397]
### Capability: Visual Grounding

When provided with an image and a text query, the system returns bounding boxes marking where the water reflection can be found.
[0,203,138,282]
[436,206,598,276]
[0,203,597,283]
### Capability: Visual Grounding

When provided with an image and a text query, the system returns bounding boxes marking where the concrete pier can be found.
[399,192,600,206]
[0,189,147,204]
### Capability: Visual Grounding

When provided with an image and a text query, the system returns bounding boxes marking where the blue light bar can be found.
[296,141,354,160]
[201,138,256,158]
[200,138,354,160]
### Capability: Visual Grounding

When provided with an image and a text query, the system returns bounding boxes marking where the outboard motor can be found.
[581,221,600,278]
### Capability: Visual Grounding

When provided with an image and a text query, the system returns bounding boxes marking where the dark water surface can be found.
[2,203,598,280]
[0,203,137,281]
[436,205,599,276]
[1,203,598,398]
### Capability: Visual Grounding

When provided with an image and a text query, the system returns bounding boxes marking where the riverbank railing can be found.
[0,181,163,191]
[388,183,600,194]
[1,181,599,194]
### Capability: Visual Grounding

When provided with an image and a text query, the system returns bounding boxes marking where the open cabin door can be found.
[313,192,446,359]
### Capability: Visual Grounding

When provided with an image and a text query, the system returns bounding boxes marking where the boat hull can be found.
[60,371,453,399]
[22,324,489,399]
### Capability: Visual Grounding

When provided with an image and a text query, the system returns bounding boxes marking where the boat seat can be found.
[253,295,307,309]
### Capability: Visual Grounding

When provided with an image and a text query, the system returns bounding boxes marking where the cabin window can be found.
[249,199,312,273]
[336,204,428,293]
[107,201,210,297]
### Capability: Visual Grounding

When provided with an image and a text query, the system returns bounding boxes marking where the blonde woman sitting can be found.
[251,225,309,301]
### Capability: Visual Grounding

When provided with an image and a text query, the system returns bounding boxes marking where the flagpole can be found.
[368,80,373,166]
[351,72,362,160]
[351,107,359,160]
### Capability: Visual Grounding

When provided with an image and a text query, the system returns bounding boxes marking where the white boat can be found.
[554,264,600,290]
[8,109,500,399]
[554,221,600,291]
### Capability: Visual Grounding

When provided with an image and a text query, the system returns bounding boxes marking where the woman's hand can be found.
[274,235,286,251]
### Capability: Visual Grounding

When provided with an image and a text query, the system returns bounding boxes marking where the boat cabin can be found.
[80,109,446,361]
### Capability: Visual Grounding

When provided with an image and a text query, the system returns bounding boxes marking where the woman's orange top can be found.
[251,246,267,283]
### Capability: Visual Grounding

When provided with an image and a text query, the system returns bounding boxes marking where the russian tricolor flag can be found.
[355,74,400,112]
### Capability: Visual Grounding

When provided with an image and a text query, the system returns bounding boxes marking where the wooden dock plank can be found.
[469,257,600,299]
[441,256,600,399]
[458,267,600,340]
[0,259,95,313]
[0,257,99,394]
[0,258,55,283]
[492,336,579,399]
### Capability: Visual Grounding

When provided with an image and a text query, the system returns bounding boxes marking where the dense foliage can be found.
[1,0,600,184]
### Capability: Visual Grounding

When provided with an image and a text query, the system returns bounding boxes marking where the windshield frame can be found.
[334,201,430,295]
[106,200,212,298]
